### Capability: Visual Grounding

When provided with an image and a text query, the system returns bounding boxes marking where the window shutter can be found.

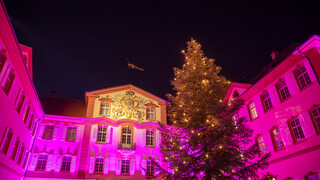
[106,127,112,143]
[61,126,67,141]
[116,158,121,175]
[91,125,98,142]
[70,156,77,173]
[287,72,300,94]
[299,113,311,138]
[304,60,317,82]
[8,134,16,157]
[46,154,53,171]
[263,132,273,153]
[55,155,62,172]
[37,124,45,139]
[52,125,59,140]
[130,159,135,175]
[278,124,288,147]
[282,122,293,145]
[269,85,280,106]
[15,143,22,162]
[75,126,81,142]
[20,149,27,167]
[156,130,160,147]
[103,158,109,174]
[88,157,95,174]
[29,153,38,171]
[141,159,146,176]
[141,129,146,147]
[0,127,9,150]
[254,96,264,116]
[155,160,160,176]
[284,75,293,96]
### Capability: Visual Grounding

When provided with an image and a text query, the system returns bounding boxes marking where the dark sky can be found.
[3,0,320,100]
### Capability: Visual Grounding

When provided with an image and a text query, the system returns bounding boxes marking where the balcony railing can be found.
[118,142,136,150]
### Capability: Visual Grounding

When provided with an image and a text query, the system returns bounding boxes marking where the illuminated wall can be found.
[0,2,43,180]
[25,85,168,179]
[225,35,320,179]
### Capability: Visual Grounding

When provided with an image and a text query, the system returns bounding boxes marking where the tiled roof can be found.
[40,97,87,117]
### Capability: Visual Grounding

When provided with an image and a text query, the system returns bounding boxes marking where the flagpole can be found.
[126,58,131,84]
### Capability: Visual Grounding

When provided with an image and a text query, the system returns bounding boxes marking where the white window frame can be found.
[295,65,312,89]
[94,157,104,173]
[97,126,107,143]
[121,159,130,174]
[61,156,72,172]
[146,130,155,146]
[36,154,48,171]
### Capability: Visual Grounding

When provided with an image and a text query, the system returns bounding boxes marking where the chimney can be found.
[50,91,56,98]
[269,49,279,61]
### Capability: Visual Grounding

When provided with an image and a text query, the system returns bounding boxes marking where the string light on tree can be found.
[158,39,270,179]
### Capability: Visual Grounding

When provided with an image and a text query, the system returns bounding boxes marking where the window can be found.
[122,127,132,145]
[295,65,312,89]
[11,137,20,160]
[66,127,77,141]
[0,49,7,74]
[277,79,290,101]
[271,128,284,150]
[97,126,107,143]
[147,160,154,176]
[94,157,103,173]
[311,106,320,134]
[17,145,25,165]
[261,91,273,111]
[121,159,130,174]
[256,136,266,155]
[146,130,155,146]
[306,174,320,180]
[2,70,15,95]
[28,114,34,130]
[248,102,258,120]
[289,118,305,142]
[2,128,13,154]
[99,98,112,116]
[22,106,30,123]
[61,156,72,172]
[100,103,110,115]
[42,125,54,140]
[36,154,48,171]
[147,108,155,120]
[16,92,25,114]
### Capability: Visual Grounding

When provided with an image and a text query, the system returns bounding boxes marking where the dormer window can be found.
[101,103,110,115]
[147,108,154,120]
[145,103,158,121]
[99,98,113,116]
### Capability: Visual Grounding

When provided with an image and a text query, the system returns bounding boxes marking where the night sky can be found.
[3,1,320,100]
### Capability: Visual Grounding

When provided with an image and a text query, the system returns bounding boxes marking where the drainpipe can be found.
[23,114,46,179]
[297,48,320,85]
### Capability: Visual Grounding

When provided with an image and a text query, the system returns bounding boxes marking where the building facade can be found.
[1,1,320,179]
[0,2,44,180]
[25,85,168,179]
[225,35,320,179]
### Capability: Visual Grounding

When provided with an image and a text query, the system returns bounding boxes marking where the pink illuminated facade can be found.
[225,36,320,179]
[26,85,168,179]
[1,1,320,179]
[0,2,44,180]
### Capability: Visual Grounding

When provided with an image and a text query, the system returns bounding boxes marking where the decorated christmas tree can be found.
[158,39,270,179]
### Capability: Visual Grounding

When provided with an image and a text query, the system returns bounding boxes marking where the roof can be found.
[40,97,86,117]
[224,82,251,102]
[249,43,300,84]
[85,84,169,104]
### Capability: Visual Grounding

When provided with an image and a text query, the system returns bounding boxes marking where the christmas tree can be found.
[159,39,270,179]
